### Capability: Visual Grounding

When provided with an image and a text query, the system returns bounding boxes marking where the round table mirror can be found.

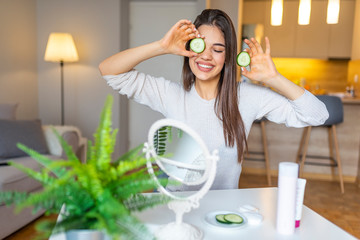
[144,119,219,240]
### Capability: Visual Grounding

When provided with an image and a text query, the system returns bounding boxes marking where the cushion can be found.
[0,103,18,120]
[0,119,49,159]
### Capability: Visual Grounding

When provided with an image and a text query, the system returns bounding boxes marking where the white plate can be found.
[204,211,247,230]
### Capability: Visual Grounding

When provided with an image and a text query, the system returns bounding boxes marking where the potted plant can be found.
[0,95,169,240]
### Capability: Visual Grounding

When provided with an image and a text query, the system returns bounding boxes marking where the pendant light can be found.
[271,0,283,26]
[327,0,340,24]
[298,0,312,25]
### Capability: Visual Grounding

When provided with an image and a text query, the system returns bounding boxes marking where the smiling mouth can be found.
[197,63,214,70]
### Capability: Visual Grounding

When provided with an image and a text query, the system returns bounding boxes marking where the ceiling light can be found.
[298,0,311,25]
[271,0,283,26]
[327,0,340,24]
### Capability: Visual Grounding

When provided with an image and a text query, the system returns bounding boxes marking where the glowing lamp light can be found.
[327,0,340,24]
[44,33,79,62]
[271,0,284,26]
[298,0,312,25]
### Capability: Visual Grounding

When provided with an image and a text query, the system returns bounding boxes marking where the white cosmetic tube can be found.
[276,162,298,235]
[295,178,307,228]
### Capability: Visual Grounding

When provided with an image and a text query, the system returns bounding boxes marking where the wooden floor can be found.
[5,173,360,239]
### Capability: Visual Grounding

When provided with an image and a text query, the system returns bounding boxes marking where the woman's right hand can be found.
[159,19,200,57]
[99,19,200,76]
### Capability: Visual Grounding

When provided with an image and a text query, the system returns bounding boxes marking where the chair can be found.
[295,95,344,193]
[245,118,272,186]
[357,135,360,188]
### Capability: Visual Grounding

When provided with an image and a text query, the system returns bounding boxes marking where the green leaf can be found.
[113,179,164,200]
[115,144,144,164]
[16,143,66,178]
[0,191,28,206]
[123,194,171,212]
[115,157,148,178]
[9,161,55,186]
[90,95,115,171]
[52,127,80,164]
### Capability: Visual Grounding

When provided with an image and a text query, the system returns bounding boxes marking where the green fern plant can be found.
[0,95,170,240]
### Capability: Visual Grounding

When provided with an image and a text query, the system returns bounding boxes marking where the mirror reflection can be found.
[152,126,207,192]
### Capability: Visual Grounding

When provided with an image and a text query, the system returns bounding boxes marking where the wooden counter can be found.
[243,100,360,184]
[342,97,360,105]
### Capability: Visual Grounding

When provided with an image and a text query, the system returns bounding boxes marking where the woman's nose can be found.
[200,47,212,60]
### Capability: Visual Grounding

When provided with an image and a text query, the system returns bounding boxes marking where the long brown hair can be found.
[182,9,247,163]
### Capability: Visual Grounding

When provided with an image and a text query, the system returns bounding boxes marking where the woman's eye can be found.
[214,49,224,53]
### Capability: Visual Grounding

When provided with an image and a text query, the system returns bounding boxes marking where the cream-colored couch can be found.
[0,104,87,239]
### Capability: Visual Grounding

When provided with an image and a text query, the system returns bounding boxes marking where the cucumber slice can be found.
[215,214,230,224]
[237,51,251,67]
[190,38,205,53]
[224,214,244,224]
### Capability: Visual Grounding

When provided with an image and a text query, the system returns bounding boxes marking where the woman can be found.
[99,9,328,190]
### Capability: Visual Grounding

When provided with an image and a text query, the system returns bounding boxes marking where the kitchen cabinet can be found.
[293,0,330,58]
[242,0,355,59]
[328,0,355,58]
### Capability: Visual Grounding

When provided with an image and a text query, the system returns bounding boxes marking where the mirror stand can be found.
[155,200,203,240]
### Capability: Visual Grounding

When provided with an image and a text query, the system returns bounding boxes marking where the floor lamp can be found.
[44,33,79,125]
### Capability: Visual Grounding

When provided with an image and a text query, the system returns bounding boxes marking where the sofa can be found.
[0,103,87,239]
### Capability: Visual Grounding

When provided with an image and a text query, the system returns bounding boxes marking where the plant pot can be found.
[65,229,106,240]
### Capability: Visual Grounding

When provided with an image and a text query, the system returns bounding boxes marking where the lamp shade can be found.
[44,33,79,62]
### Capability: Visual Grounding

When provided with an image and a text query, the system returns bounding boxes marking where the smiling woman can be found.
[99,9,328,191]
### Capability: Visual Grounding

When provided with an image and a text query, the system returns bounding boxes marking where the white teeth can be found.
[198,63,213,69]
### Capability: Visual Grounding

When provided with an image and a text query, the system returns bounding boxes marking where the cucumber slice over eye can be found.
[237,51,251,67]
[190,38,205,53]
[223,214,244,224]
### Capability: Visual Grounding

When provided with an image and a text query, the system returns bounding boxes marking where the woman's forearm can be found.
[99,41,165,76]
[265,73,305,101]
[99,19,198,76]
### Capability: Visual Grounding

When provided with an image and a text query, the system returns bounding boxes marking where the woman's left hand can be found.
[241,37,279,84]
[241,37,305,100]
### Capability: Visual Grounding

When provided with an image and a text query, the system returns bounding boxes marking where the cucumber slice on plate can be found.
[215,213,244,224]
[215,214,230,224]
[237,51,251,67]
[190,38,205,53]
[206,211,247,229]
[224,214,244,224]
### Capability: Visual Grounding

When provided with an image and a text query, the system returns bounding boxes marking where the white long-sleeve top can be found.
[104,70,328,190]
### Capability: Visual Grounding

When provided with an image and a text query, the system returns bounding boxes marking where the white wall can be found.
[0,0,228,156]
[209,0,239,36]
[36,0,123,156]
[0,0,38,120]
[128,1,198,149]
